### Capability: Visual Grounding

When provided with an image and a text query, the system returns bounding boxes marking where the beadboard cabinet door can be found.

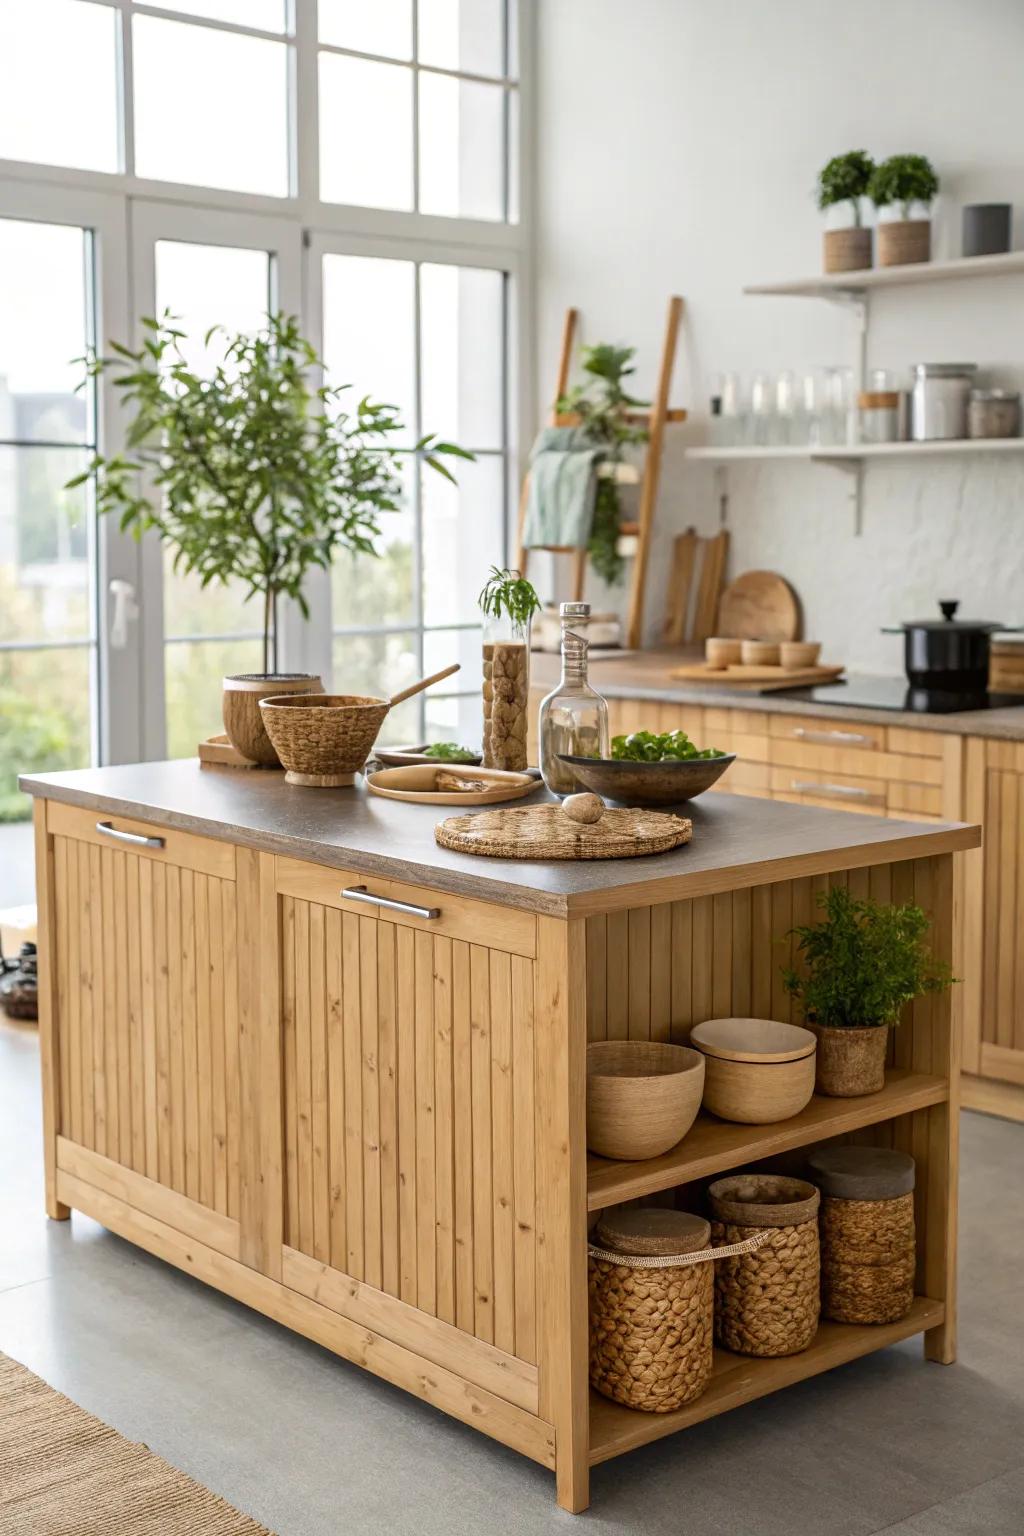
[962,737,1024,1087]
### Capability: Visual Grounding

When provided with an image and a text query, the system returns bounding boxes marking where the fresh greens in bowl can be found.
[422,742,479,763]
[610,729,725,763]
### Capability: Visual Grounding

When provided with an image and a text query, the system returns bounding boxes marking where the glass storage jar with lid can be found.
[910,363,976,441]
[537,602,609,796]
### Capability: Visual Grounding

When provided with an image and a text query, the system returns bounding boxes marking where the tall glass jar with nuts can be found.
[482,610,532,771]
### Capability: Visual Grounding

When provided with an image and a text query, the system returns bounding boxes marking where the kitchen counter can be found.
[23,764,976,1512]
[531,649,1024,740]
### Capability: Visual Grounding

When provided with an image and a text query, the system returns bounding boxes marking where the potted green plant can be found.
[783,886,955,1097]
[478,567,541,771]
[556,344,648,587]
[869,154,939,267]
[816,151,875,273]
[73,312,470,763]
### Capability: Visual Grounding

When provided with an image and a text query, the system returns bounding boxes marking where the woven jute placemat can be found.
[434,803,693,860]
[0,1352,275,1535]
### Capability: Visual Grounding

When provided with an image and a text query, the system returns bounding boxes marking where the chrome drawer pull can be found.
[790,779,874,800]
[341,884,440,920]
[792,726,875,747]
[96,820,165,848]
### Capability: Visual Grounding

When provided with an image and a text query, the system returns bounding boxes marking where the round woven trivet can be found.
[434,803,693,860]
[709,1175,820,1358]
[820,1192,916,1325]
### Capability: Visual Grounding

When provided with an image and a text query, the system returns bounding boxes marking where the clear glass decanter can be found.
[538,602,609,796]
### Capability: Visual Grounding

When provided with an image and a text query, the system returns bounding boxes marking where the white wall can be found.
[534,0,1024,671]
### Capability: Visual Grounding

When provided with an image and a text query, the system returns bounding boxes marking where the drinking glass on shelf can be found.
[797,370,824,446]
[822,366,855,446]
[773,370,798,446]
[749,371,774,447]
[718,371,745,447]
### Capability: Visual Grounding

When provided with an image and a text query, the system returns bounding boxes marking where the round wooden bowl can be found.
[259,693,390,786]
[691,1018,816,1125]
[222,674,323,766]
[586,1040,705,1160]
[780,641,822,670]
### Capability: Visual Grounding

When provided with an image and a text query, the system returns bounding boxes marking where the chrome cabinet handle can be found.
[95,820,165,848]
[790,779,874,800]
[792,726,875,747]
[341,884,440,920]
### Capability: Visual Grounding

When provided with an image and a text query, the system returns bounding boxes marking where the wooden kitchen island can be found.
[22,762,979,1513]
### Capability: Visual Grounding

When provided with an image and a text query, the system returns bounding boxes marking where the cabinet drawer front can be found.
[767,713,886,753]
[715,759,772,796]
[887,781,944,817]
[47,801,235,879]
[275,855,536,957]
[769,766,886,811]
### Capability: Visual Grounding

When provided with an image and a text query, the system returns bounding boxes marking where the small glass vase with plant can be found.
[816,150,875,273]
[869,154,939,267]
[556,344,647,587]
[478,566,541,771]
[783,886,955,1097]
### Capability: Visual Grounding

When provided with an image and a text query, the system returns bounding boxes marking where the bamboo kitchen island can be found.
[22,762,979,1513]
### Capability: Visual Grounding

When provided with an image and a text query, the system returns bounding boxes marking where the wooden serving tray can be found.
[670,662,845,692]
[367,764,538,806]
[435,804,693,860]
[197,734,262,768]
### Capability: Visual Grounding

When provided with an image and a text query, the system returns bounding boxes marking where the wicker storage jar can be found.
[588,1208,715,1413]
[709,1174,820,1357]
[807,1147,916,1324]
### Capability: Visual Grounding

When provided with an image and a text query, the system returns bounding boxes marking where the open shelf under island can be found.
[20,760,980,1514]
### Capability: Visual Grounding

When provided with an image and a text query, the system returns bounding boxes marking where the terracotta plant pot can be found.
[877,219,930,267]
[823,226,872,274]
[813,1021,888,1097]
[222,673,323,767]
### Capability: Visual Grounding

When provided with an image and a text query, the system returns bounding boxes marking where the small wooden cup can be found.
[705,637,743,669]
[780,641,822,670]
[740,639,780,666]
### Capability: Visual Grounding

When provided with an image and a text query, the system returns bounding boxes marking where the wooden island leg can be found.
[535,916,590,1512]
[920,853,959,1364]
[33,801,70,1220]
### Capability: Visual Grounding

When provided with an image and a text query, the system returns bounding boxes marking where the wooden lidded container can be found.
[588,1208,714,1413]
[709,1175,820,1357]
[807,1146,916,1325]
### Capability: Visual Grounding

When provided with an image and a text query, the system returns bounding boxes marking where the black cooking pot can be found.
[883,600,1022,691]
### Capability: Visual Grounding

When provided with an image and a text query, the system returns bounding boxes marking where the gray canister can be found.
[962,204,1012,258]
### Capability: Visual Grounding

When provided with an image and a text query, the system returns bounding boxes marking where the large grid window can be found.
[0,0,528,817]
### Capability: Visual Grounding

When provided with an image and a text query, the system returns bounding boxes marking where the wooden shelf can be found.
[588,1296,944,1464]
[586,1069,947,1211]
[685,439,1024,465]
[744,248,1024,299]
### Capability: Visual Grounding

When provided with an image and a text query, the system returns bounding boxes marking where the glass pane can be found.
[418,73,505,221]
[332,461,414,628]
[135,0,287,29]
[321,254,416,442]
[0,647,92,825]
[319,53,413,211]
[165,638,263,759]
[134,16,289,195]
[330,633,421,745]
[418,0,505,77]
[424,626,483,693]
[423,691,484,753]
[420,264,503,449]
[0,0,118,173]
[318,0,412,57]
[0,447,92,644]
[421,455,504,628]
[0,221,91,444]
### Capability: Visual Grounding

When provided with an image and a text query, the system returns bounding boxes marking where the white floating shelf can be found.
[685,438,1024,464]
[744,249,1024,299]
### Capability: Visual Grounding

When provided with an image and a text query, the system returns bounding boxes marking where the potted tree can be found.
[816,151,875,274]
[73,312,469,764]
[783,886,955,1097]
[869,154,939,267]
[478,567,541,771]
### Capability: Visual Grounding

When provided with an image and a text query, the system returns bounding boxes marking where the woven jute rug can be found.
[0,1352,275,1535]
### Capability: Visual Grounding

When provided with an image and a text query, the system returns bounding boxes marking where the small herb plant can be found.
[868,154,939,218]
[816,151,875,225]
[422,742,477,763]
[478,566,541,638]
[783,886,955,1030]
[556,343,648,586]
[611,729,724,763]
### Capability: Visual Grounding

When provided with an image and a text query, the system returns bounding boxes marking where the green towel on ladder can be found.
[522,426,605,549]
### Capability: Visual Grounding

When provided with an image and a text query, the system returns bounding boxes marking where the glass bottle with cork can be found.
[538,602,609,795]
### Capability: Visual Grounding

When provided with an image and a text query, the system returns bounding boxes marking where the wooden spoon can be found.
[389,663,460,707]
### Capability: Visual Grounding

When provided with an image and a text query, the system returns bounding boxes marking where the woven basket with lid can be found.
[807,1146,916,1325]
[709,1174,820,1357]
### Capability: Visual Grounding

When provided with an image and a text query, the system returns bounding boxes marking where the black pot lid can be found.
[897,600,1007,632]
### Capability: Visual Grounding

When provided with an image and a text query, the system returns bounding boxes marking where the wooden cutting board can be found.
[717,570,800,641]
[670,662,844,691]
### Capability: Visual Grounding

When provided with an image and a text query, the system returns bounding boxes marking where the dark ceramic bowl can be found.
[556,753,735,806]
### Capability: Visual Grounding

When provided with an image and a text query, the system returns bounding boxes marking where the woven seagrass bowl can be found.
[259,694,389,785]
[586,1040,705,1160]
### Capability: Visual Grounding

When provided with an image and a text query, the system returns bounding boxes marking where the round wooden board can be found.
[367,764,538,806]
[434,803,693,860]
[718,570,801,641]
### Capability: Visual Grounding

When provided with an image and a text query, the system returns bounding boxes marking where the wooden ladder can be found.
[514,295,687,649]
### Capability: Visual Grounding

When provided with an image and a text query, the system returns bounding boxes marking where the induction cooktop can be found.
[780,676,1024,715]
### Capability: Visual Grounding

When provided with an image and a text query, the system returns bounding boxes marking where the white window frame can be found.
[0,0,535,762]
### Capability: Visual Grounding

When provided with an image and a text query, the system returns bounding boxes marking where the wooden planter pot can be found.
[222,673,323,767]
[813,1021,888,1096]
[877,219,930,267]
[823,226,872,274]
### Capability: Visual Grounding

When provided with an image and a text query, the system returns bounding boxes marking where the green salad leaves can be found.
[610,729,724,763]
[422,742,478,763]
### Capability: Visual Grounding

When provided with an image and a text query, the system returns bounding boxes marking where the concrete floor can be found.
[2,1017,1023,1536]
